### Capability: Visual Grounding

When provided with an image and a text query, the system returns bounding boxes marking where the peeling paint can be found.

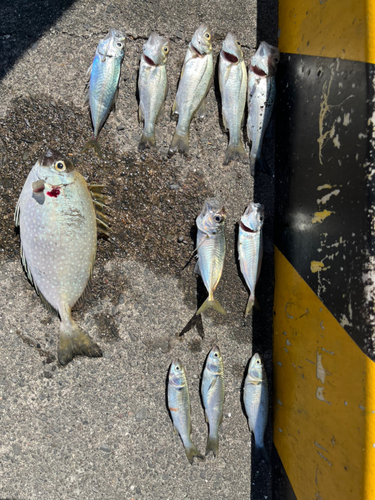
[316,387,331,404]
[332,134,341,148]
[311,261,331,273]
[312,210,335,224]
[343,113,351,126]
[317,184,333,190]
[316,352,326,383]
[317,189,340,205]
[358,132,367,139]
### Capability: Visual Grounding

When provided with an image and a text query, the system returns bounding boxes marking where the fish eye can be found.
[256,359,260,364]
[259,215,264,221]
[204,32,211,40]
[117,42,123,48]
[176,365,180,370]
[236,41,241,46]
[214,352,218,357]
[163,46,169,53]
[55,161,66,171]
[274,57,279,63]
[214,215,222,223]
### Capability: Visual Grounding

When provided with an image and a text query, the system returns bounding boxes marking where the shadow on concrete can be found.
[0,0,77,81]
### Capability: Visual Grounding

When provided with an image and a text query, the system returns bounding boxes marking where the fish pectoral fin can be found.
[207,376,218,392]
[196,97,206,121]
[86,63,93,76]
[111,88,119,114]
[204,410,208,423]
[172,98,179,115]
[138,105,143,122]
[193,260,201,276]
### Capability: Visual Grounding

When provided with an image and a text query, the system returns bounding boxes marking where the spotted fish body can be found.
[83,28,126,157]
[14,149,103,366]
[244,353,269,463]
[247,41,279,175]
[195,198,226,315]
[167,359,204,465]
[169,24,213,156]
[138,33,170,150]
[219,33,247,165]
[201,346,225,457]
[238,202,264,315]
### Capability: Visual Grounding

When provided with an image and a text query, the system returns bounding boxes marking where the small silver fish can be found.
[83,28,126,157]
[195,198,226,315]
[167,359,204,464]
[169,24,213,156]
[201,346,225,457]
[244,353,269,463]
[14,149,105,365]
[238,202,264,315]
[138,33,170,150]
[219,33,247,165]
[247,41,280,175]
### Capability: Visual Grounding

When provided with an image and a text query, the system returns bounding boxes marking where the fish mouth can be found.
[240,221,257,233]
[223,51,238,64]
[251,65,267,77]
[191,43,204,57]
[143,54,156,66]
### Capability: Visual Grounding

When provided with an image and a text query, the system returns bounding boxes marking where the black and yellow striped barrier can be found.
[274,0,375,498]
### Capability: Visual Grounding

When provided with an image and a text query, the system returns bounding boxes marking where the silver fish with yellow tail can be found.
[169,24,213,156]
[247,41,279,175]
[201,346,225,457]
[14,149,108,366]
[244,353,269,463]
[138,32,170,151]
[219,33,247,165]
[238,202,264,315]
[83,28,126,158]
[195,198,226,315]
[167,359,204,465]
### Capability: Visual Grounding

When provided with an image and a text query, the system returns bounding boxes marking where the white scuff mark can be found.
[278,428,283,433]
[316,352,326,383]
[314,441,328,452]
[359,405,365,411]
[286,339,292,346]
[316,387,331,404]
[317,451,332,466]
[277,361,283,367]
[344,401,348,406]
[332,135,341,148]
[317,189,340,205]
[320,321,325,330]
[284,348,289,353]
[358,133,367,139]
[277,399,283,406]
[306,358,316,365]
[368,111,375,126]
[322,348,334,355]
[343,113,351,126]
[340,314,351,327]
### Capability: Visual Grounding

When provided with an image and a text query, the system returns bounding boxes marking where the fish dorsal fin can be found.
[88,184,110,236]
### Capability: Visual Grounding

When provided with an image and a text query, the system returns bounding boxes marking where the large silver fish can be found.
[244,353,269,463]
[195,198,226,315]
[247,41,280,175]
[14,149,106,366]
[238,202,264,315]
[201,346,225,457]
[83,28,126,157]
[169,24,213,156]
[138,33,170,150]
[219,33,247,165]
[167,359,204,464]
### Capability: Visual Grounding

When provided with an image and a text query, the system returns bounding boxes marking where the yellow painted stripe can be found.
[278,0,375,64]
[273,247,375,500]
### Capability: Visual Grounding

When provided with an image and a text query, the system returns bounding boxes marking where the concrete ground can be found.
[0,0,277,499]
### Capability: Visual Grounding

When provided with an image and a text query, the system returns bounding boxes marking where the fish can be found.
[238,202,264,315]
[218,33,247,165]
[14,149,106,366]
[244,353,269,463]
[195,198,226,315]
[138,33,170,151]
[82,28,126,157]
[167,359,204,464]
[247,41,280,175]
[169,24,213,156]
[201,346,225,457]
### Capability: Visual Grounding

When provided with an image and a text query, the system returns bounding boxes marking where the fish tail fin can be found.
[245,294,255,316]
[197,297,226,316]
[250,151,271,176]
[58,323,102,366]
[138,132,156,151]
[205,434,219,458]
[185,442,204,465]
[82,138,103,158]
[168,130,189,156]
[223,142,247,165]
[254,443,269,464]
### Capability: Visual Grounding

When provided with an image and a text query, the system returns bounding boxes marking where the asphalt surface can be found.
[0,1,277,499]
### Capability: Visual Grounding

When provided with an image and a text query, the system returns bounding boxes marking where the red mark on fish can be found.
[46,187,61,198]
